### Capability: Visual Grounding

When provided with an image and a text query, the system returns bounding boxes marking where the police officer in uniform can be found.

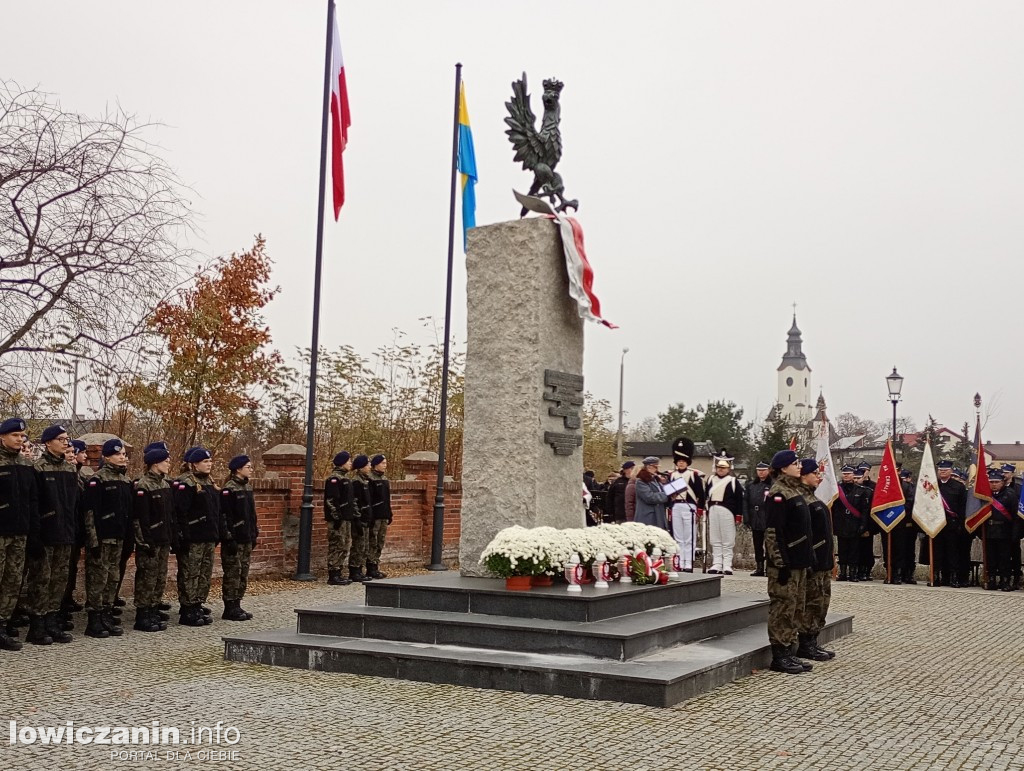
[764,449,815,675]
[132,446,175,632]
[743,461,771,576]
[324,451,355,586]
[349,455,372,582]
[220,455,258,620]
[985,468,1016,591]
[25,424,78,644]
[0,418,36,651]
[174,447,219,627]
[935,459,968,587]
[832,465,871,582]
[667,437,706,572]
[797,458,835,662]
[60,439,90,619]
[366,454,392,579]
[83,438,132,638]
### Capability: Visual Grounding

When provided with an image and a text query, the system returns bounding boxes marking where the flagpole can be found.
[428,62,463,571]
[928,537,934,587]
[294,0,335,581]
[886,532,892,584]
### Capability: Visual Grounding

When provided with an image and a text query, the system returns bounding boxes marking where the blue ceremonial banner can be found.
[870,440,906,533]
[1018,482,1024,521]
[457,83,477,250]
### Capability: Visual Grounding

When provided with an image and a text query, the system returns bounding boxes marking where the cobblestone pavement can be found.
[3,572,1024,771]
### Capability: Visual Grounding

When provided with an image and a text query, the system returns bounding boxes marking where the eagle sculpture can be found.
[505,73,579,216]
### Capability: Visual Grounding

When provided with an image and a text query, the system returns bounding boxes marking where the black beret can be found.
[799,458,819,476]
[40,424,68,443]
[771,449,798,470]
[371,454,386,468]
[621,461,635,470]
[228,454,251,471]
[70,439,87,454]
[144,448,170,465]
[101,438,125,457]
[352,454,369,470]
[186,447,212,463]
[333,451,351,467]
[144,441,169,454]
[0,418,26,435]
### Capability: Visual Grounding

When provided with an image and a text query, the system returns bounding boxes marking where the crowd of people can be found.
[0,416,395,653]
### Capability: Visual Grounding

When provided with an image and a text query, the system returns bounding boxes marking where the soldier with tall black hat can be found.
[797,458,835,662]
[0,418,36,651]
[743,461,772,576]
[832,465,871,582]
[324,451,356,586]
[934,459,968,587]
[366,454,392,579]
[667,437,706,572]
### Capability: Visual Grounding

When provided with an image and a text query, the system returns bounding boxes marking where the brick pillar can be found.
[403,451,440,482]
[261,444,321,572]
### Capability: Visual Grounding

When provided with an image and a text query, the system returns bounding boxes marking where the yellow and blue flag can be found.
[457,83,477,250]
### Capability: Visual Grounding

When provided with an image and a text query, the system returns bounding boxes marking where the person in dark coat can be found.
[884,468,918,584]
[743,461,771,576]
[985,469,1017,591]
[935,460,968,587]
[606,462,633,524]
[797,458,835,662]
[831,466,871,581]
[854,464,877,581]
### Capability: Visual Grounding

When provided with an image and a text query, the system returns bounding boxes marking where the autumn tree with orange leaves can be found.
[122,236,281,453]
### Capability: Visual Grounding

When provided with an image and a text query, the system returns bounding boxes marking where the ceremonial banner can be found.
[328,15,351,219]
[814,420,838,506]
[870,440,906,532]
[789,435,798,451]
[964,417,992,533]
[913,440,947,538]
[1018,479,1024,522]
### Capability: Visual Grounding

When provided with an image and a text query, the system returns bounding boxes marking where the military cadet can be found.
[60,439,91,618]
[0,418,37,651]
[366,454,393,579]
[349,455,373,582]
[24,424,79,645]
[764,449,815,675]
[743,461,771,577]
[935,460,968,587]
[82,438,132,638]
[667,437,706,572]
[705,452,743,575]
[832,465,871,581]
[132,446,175,632]
[324,451,355,586]
[174,447,219,626]
[984,468,1016,591]
[853,464,877,581]
[220,455,258,620]
[797,458,835,662]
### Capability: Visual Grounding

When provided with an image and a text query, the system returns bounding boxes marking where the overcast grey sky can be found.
[6,1,1024,439]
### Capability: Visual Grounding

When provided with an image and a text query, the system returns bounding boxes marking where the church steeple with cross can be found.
[777,308,813,426]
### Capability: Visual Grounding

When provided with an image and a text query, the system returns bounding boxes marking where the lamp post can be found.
[886,366,904,441]
[616,347,629,464]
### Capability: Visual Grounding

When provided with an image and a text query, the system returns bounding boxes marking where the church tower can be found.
[777,312,812,425]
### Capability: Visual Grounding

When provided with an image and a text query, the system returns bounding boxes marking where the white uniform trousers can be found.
[672,503,697,569]
[708,504,736,573]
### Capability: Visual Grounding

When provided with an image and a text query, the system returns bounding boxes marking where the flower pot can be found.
[505,575,533,591]
[531,575,554,587]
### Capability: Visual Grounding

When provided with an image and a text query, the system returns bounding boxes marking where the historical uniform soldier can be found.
[83,438,132,638]
[797,458,835,662]
[25,424,78,644]
[132,446,175,632]
[705,452,743,575]
[832,465,871,581]
[667,437,706,572]
[854,464,877,581]
[985,469,1016,591]
[743,461,771,576]
[764,449,815,675]
[60,439,91,618]
[324,451,355,586]
[0,418,37,651]
[366,454,393,579]
[220,455,258,620]
[174,447,220,626]
[935,459,968,587]
[349,455,372,582]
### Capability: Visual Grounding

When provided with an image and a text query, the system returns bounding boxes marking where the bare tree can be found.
[0,80,194,376]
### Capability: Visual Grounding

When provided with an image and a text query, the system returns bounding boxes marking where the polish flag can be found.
[329,17,351,219]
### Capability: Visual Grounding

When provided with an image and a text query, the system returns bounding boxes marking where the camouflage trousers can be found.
[327,521,352,572]
[24,544,72,615]
[367,520,389,564]
[0,535,26,620]
[85,540,122,611]
[800,569,832,637]
[134,545,169,609]
[177,542,215,606]
[221,542,252,602]
[349,523,369,569]
[766,565,807,648]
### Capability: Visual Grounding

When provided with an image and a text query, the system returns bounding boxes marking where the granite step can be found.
[223,612,854,708]
[295,593,769,660]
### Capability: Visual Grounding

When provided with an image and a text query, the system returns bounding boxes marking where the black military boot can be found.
[11,608,29,627]
[797,634,831,662]
[200,604,212,617]
[84,610,110,638]
[0,620,23,651]
[26,614,53,645]
[114,596,126,608]
[61,595,84,613]
[349,565,368,583]
[986,577,997,590]
[222,599,246,621]
[769,644,805,674]
[902,569,917,585]
[327,569,348,586]
[134,608,160,632]
[812,635,836,659]
[788,643,814,671]
[158,601,172,611]
[367,562,387,580]
[848,565,859,582]
[179,605,204,627]
[44,612,73,643]
[101,607,124,636]
[751,561,765,577]
[57,609,75,631]
[1001,577,1014,592]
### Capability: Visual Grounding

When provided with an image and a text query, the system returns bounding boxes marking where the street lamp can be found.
[886,366,904,441]
[617,347,629,463]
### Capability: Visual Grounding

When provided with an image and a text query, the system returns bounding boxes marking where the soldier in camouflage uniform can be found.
[132,446,175,632]
[25,424,79,644]
[174,447,219,626]
[324,451,355,586]
[764,449,815,675]
[366,454,393,579]
[0,418,37,652]
[220,455,258,621]
[60,439,91,618]
[349,455,372,583]
[797,459,835,662]
[83,438,132,638]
